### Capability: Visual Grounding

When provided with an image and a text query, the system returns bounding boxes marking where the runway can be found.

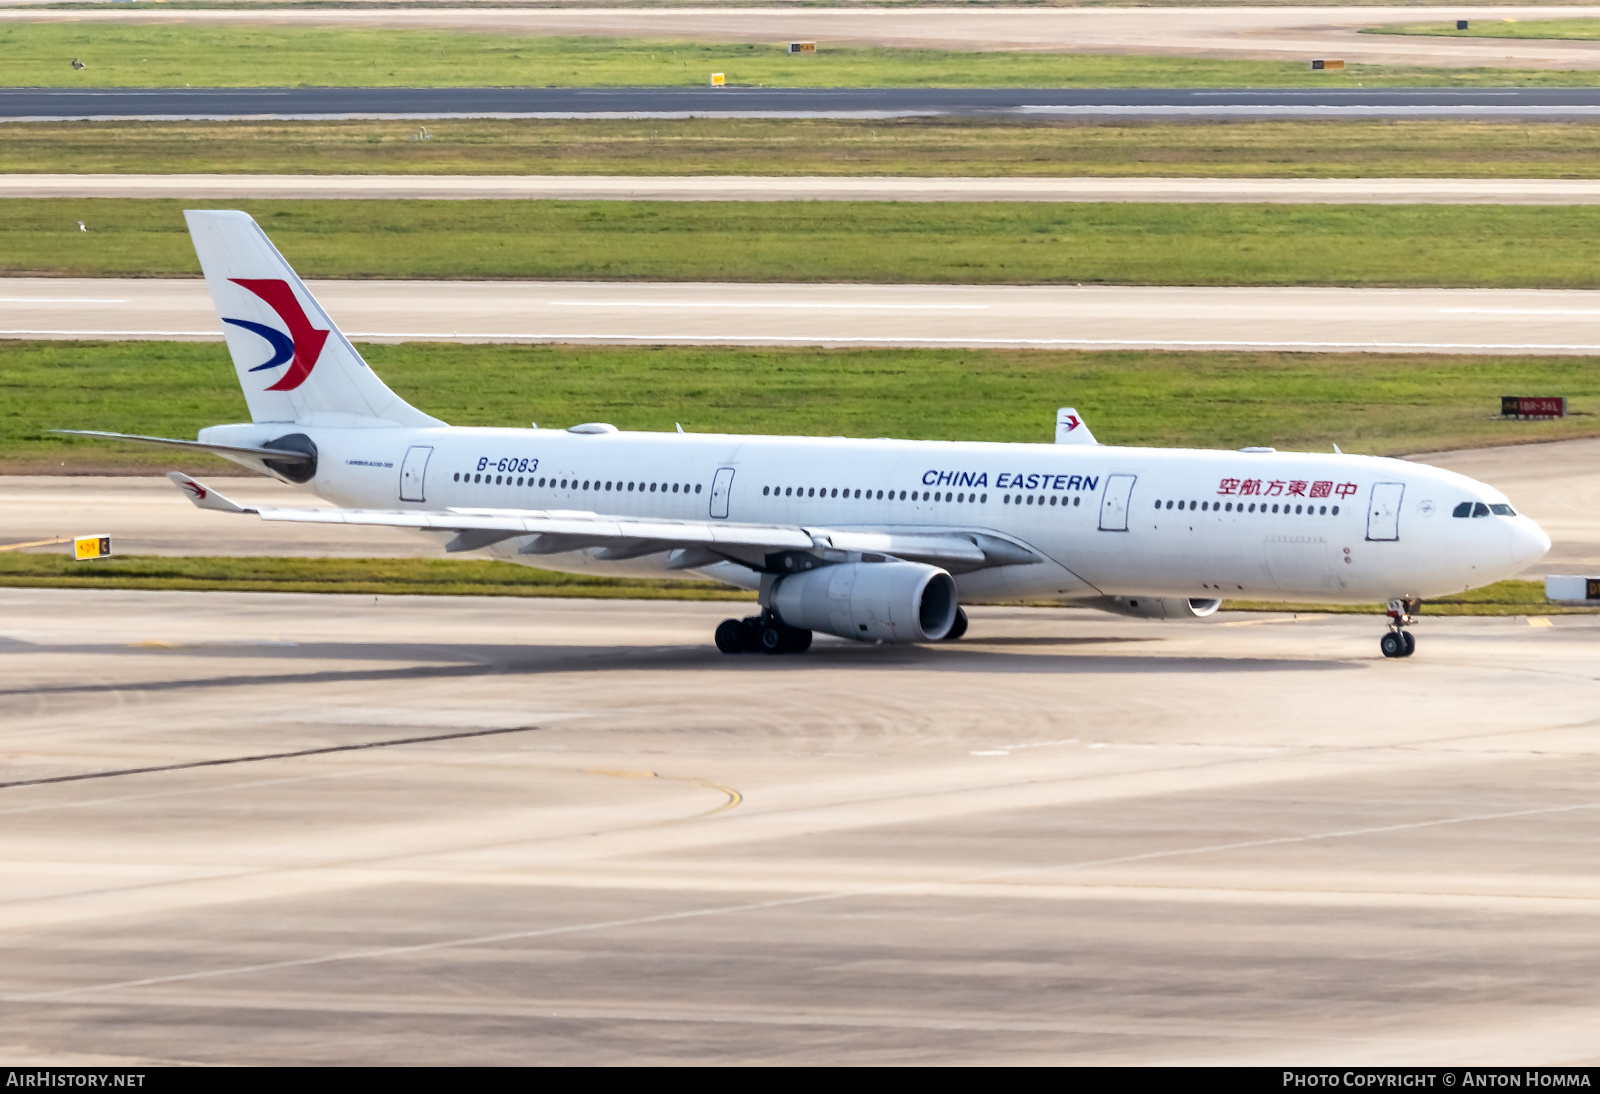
[12,279,1600,354]
[9,5,1600,69]
[19,86,1600,121]
[1,588,1597,1063]
[7,437,1598,576]
[22,173,1600,204]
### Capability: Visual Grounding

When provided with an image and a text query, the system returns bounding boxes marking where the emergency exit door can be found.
[1098,474,1137,532]
[709,467,735,519]
[1366,482,1405,541]
[400,445,433,503]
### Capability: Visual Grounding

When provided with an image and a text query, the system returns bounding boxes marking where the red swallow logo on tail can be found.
[227,278,329,392]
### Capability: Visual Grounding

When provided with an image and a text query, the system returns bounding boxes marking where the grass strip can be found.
[10,27,1600,88]
[8,341,1596,475]
[19,118,1600,179]
[18,198,1600,287]
[0,554,1578,616]
[1226,580,1597,615]
[0,550,752,600]
[1372,19,1600,40]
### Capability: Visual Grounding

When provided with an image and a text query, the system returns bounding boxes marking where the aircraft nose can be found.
[1510,517,1552,568]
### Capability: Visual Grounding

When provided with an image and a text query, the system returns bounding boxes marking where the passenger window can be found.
[763,486,770,496]
[1473,502,1490,517]
[695,484,702,493]
[1071,496,1077,506]
[1452,502,1473,518]
[1490,503,1516,516]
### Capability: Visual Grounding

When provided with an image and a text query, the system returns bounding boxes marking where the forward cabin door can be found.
[1366,482,1405,542]
[1098,474,1136,532]
[399,445,433,503]
[710,467,735,519]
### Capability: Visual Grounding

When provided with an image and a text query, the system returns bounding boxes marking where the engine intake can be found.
[771,561,958,643]
[1088,596,1222,620]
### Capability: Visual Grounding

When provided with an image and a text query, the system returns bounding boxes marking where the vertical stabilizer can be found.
[185,210,441,427]
[1055,407,1098,445]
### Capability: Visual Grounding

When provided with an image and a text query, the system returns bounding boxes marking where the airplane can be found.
[62,210,1551,659]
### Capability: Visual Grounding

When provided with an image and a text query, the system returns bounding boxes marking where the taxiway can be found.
[0,589,1596,1064]
[17,86,1600,122]
[10,279,1600,354]
[19,174,1600,203]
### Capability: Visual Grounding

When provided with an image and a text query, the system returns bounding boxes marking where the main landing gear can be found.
[1380,598,1418,659]
[715,611,813,655]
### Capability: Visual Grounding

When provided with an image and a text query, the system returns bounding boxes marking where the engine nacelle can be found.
[1087,596,1222,620]
[771,561,958,643]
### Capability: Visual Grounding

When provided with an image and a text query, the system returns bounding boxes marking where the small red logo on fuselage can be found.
[229,278,329,392]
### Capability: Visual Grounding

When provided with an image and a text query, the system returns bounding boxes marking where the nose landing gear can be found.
[715,611,812,655]
[1380,598,1418,658]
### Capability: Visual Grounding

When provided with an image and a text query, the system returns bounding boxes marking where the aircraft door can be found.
[399,445,433,503]
[1098,474,1136,532]
[710,467,735,519]
[1366,482,1405,541]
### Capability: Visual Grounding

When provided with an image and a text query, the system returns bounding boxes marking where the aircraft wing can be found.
[167,473,1038,571]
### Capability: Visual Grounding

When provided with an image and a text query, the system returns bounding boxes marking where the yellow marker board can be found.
[709,72,726,86]
[788,42,817,54]
[74,535,112,561]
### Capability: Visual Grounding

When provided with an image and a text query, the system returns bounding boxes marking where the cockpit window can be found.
[1472,502,1490,518]
[1452,502,1473,518]
[1490,503,1517,516]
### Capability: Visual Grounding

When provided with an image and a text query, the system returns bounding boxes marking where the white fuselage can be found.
[202,421,1550,604]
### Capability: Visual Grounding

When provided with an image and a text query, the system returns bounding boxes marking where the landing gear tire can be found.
[759,620,812,655]
[715,619,747,654]
[942,606,969,641]
[1381,598,1419,659]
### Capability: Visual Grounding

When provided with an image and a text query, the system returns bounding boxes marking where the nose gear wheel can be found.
[1380,598,1419,658]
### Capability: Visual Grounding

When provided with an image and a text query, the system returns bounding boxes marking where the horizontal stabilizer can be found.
[166,472,255,514]
[56,430,313,464]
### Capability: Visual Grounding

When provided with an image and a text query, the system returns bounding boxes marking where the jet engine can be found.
[1087,596,1222,619]
[771,561,959,643]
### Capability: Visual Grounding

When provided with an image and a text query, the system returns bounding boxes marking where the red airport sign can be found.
[1501,396,1566,418]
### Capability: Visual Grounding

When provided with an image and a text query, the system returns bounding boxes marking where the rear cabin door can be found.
[399,445,433,503]
[1366,482,1405,542]
[1098,474,1137,532]
[710,467,735,519]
